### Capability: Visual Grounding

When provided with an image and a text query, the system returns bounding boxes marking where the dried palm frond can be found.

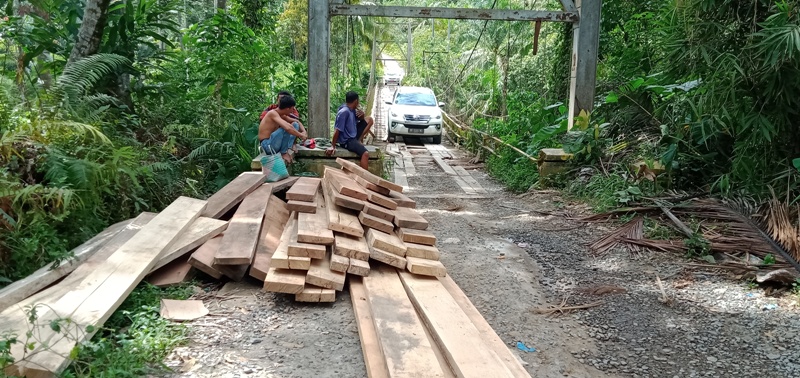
[589,217,644,255]
[758,197,800,260]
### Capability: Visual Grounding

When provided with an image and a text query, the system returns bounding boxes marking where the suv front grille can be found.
[404,114,430,122]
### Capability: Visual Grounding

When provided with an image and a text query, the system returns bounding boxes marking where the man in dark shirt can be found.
[326,91,370,169]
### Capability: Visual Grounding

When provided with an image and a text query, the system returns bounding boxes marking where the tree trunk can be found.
[216,0,226,10]
[68,0,112,64]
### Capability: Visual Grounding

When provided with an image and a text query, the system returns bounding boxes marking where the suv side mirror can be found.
[438,102,446,107]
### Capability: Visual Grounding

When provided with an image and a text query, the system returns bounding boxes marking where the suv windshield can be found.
[394,92,436,106]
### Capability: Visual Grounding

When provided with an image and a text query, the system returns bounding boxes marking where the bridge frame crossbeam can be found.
[307,0,600,138]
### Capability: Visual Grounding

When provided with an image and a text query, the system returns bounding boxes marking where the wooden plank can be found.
[201,171,265,218]
[8,197,206,378]
[188,236,224,279]
[325,166,369,200]
[217,264,249,282]
[214,184,271,265]
[362,266,446,378]
[288,242,326,259]
[398,271,515,378]
[334,233,370,261]
[439,275,531,378]
[152,217,228,271]
[352,173,391,196]
[406,243,441,260]
[306,251,347,291]
[366,228,407,257]
[349,277,390,378]
[264,268,306,294]
[347,258,371,277]
[148,254,194,287]
[0,219,129,313]
[398,228,437,246]
[389,190,416,208]
[295,286,336,303]
[322,178,364,237]
[393,207,429,230]
[330,188,367,211]
[363,202,395,222]
[330,254,350,273]
[250,195,290,281]
[359,211,395,234]
[367,190,398,210]
[286,177,321,201]
[269,176,300,193]
[405,257,447,277]
[297,189,335,244]
[337,157,404,193]
[433,155,458,176]
[0,213,154,340]
[369,246,407,269]
[272,213,312,270]
[329,4,578,22]
[288,199,317,213]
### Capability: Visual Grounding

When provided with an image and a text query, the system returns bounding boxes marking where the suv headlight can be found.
[435,115,441,119]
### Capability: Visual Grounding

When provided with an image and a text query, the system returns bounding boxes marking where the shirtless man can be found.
[259,95,308,164]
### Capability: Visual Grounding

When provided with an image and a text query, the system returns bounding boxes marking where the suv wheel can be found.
[388,132,396,143]
[432,135,442,144]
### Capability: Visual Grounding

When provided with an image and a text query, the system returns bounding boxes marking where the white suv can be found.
[385,86,444,144]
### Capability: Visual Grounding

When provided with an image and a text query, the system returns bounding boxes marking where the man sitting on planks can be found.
[326,91,373,169]
[259,95,308,164]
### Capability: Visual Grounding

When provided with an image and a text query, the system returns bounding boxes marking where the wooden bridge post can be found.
[567,0,601,130]
[308,0,331,138]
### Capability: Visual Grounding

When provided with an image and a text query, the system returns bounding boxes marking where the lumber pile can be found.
[0,166,529,377]
[254,158,452,303]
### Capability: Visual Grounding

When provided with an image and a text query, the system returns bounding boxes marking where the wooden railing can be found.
[441,112,540,164]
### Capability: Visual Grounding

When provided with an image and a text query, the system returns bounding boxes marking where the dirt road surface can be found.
[162,86,800,378]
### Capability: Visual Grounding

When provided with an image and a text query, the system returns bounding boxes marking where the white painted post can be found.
[308,0,331,138]
[568,0,601,130]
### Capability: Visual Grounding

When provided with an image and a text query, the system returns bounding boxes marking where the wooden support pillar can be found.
[567,0,600,130]
[368,29,377,91]
[308,0,331,138]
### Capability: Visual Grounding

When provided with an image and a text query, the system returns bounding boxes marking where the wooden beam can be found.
[349,277,389,378]
[438,275,531,378]
[297,189,335,244]
[214,184,271,265]
[329,4,578,22]
[8,198,206,377]
[250,195,290,281]
[308,0,331,138]
[0,219,129,313]
[152,217,228,271]
[362,266,446,377]
[201,172,265,218]
[567,0,601,129]
[398,271,515,377]
[286,177,321,202]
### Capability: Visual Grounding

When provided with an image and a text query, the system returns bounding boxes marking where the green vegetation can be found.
[400,0,800,204]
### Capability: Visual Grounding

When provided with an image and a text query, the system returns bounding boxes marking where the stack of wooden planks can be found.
[255,158,450,303]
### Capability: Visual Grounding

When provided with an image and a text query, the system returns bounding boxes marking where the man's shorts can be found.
[340,139,368,158]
